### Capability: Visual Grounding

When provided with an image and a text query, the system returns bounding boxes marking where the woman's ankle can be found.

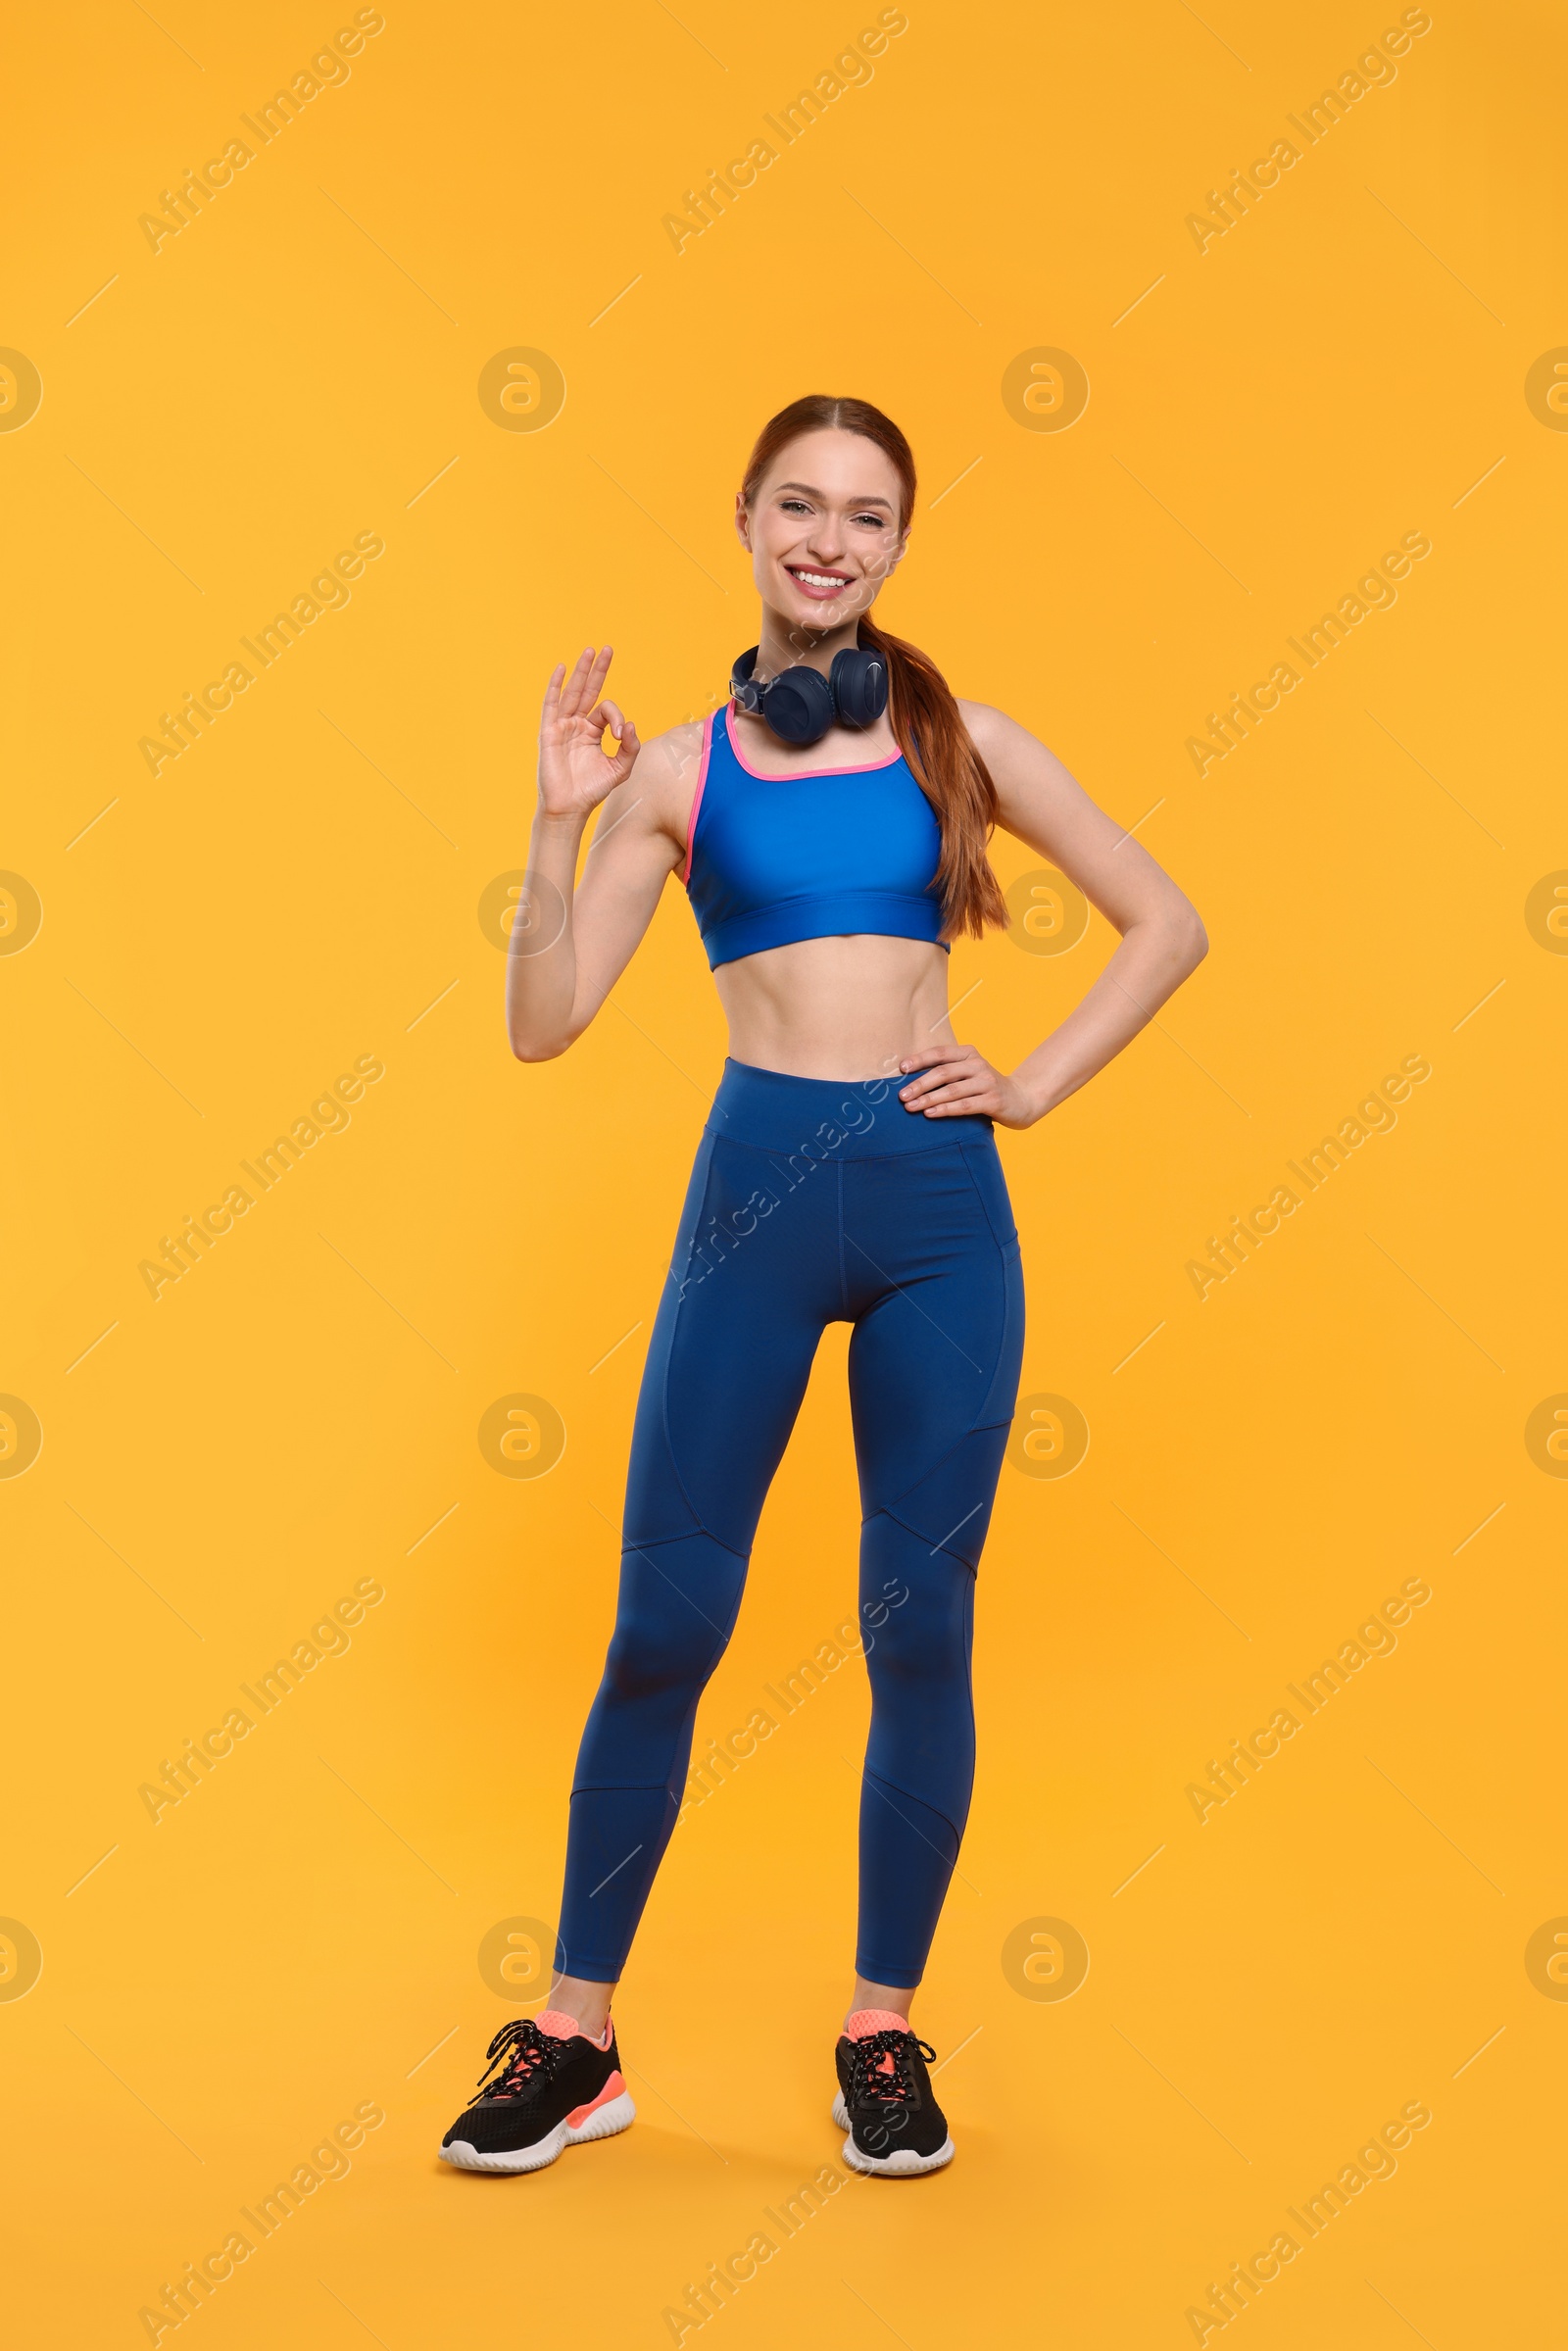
[547,1974,615,2037]
[845,1977,915,2033]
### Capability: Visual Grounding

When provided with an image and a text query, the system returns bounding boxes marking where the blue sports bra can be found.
[682,704,948,970]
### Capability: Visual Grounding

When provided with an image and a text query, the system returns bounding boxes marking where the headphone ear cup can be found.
[760,664,836,745]
[829,646,889,731]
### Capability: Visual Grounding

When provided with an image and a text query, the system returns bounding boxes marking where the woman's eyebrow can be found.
[773,479,895,509]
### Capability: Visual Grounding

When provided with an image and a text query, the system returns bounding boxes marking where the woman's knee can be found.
[863,1597,971,1696]
[601,1617,719,1707]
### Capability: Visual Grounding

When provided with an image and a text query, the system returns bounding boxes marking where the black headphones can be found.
[730,645,889,746]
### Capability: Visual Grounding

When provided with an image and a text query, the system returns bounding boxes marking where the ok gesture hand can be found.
[538,646,642,819]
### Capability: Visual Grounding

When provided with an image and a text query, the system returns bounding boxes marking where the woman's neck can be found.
[753,604,862,682]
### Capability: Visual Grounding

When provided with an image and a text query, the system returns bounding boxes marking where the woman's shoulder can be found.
[616,715,711,838]
[955,697,1028,757]
[627,715,709,783]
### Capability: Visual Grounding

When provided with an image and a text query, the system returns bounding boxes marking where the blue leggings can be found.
[558,1059,1024,1988]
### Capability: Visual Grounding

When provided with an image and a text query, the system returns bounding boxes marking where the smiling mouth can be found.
[786,565,853,598]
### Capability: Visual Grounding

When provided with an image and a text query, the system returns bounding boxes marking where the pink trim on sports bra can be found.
[680,710,715,888]
[721,702,905,782]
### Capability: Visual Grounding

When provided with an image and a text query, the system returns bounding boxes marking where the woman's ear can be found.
[733,492,753,551]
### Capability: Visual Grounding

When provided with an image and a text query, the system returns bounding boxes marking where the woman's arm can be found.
[896,701,1208,1125]
[506,648,696,1061]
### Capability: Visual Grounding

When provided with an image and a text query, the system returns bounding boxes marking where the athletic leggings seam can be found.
[654,1143,756,1560]
[570,1777,684,1797]
[956,1132,1021,1255]
[862,1396,1012,1534]
[626,1524,752,1566]
[836,1159,850,1317]
[869,1498,984,1571]
[861,1764,967,1852]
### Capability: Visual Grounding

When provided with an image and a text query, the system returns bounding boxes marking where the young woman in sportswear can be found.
[441,394,1206,2179]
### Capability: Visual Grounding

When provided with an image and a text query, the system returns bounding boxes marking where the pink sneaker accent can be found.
[845,2008,910,2040]
[536,2008,612,2047]
[565,2071,626,2128]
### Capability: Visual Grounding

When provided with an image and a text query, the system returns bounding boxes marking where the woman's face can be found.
[736,428,907,635]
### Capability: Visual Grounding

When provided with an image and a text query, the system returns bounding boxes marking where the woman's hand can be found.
[896,1042,1040,1128]
[539,646,642,820]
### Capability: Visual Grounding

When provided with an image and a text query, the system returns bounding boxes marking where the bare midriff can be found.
[712,932,953,1083]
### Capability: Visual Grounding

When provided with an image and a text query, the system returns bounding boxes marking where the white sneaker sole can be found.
[831,2091,955,2176]
[441,2088,636,2174]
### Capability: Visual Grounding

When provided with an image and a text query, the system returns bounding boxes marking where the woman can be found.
[441,395,1206,2179]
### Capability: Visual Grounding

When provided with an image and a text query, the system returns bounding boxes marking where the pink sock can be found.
[535,2008,612,2048]
[845,2008,909,2039]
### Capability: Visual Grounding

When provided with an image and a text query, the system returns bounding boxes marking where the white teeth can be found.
[793,569,846,588]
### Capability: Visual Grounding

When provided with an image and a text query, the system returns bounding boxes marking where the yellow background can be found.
[5,0,1564,2341]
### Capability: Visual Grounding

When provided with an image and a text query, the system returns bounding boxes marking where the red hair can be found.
[739,394,1007,942]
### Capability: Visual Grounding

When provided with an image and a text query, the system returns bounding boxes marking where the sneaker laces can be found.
[467,2018,566,2106]
[850,2029,936,2105]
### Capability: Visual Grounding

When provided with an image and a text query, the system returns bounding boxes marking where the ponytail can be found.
[858,612,1007,941]
[740,394,1008,943]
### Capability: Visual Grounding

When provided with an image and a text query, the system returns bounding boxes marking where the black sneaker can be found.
[832,2013,955,2176]
[440,2011,634,2174]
